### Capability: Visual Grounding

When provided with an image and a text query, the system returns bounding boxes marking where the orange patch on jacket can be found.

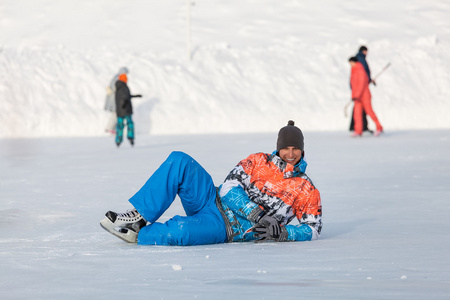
[239,153,322,219]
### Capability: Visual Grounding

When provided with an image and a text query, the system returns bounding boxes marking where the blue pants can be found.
[116,115,134,145]
[129,151,228,246]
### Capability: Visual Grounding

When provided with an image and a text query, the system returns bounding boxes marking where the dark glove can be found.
[132,94,142,98]
[252,215,287,242]
[351,98,358,101]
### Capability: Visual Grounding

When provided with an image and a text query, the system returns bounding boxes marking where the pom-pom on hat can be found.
[276,120,304,151]
[118,73,128,83]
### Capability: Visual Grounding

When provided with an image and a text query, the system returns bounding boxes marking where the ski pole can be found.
[344,100,353,118]
[372,62,391,81]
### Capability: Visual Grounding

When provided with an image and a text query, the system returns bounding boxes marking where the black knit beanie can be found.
[276,120,304,151]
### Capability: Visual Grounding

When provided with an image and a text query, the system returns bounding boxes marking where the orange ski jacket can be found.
[351,62,371,101]
[218,152,322,242]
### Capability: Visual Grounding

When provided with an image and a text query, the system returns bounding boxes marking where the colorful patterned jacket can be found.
[218,152,322,242]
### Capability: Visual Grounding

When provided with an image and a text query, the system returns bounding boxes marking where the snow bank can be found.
[1,0,449,138]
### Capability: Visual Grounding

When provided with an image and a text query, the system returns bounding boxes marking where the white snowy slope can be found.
[0,131,450,299]
[0,0,450,137]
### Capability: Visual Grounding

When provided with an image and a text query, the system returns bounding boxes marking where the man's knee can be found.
[167,151,191,162]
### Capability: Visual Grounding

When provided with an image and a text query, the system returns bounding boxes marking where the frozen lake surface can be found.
[1,130,449,299]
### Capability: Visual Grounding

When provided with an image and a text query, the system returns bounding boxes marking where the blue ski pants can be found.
[116,115,134,145]
[129,151,228,246]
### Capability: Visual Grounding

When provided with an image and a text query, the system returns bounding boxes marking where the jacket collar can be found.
[270,151,307,178]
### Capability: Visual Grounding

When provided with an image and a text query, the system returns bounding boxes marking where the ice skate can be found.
[374,130,383,137]
[100,208,147,243]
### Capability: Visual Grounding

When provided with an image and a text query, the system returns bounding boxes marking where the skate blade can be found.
[100,217,138,243]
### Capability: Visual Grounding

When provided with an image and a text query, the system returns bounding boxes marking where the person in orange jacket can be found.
[349,56,383,137]
[100,121,322,245]
[349,46,373,134]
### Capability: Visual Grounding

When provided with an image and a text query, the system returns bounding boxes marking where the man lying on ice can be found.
[100,120,322,245]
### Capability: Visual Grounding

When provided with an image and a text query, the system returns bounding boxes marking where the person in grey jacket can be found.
[104,67,129,134]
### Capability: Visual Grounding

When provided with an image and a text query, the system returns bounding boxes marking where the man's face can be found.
[279,147,302,166]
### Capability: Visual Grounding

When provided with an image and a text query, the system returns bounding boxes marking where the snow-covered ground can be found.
[1,131,450,299]
[1,0,450,137]
[1,0,450,299]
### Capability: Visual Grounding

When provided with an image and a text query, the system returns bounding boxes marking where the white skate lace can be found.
[117,209,141,221]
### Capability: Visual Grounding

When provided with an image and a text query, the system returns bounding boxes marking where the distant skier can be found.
[349,56,383,137]
[104,67,129,134]
[349,45,375,134]
[115,72,142,147]
[100,120,322,245]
